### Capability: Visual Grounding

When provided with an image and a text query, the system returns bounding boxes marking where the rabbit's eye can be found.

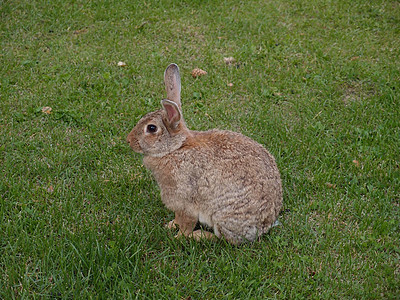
[146,124,158,133]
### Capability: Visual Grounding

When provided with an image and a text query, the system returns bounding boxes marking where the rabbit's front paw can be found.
[165,219,177,230]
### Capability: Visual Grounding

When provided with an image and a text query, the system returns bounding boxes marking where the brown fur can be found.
[127,64,282,244]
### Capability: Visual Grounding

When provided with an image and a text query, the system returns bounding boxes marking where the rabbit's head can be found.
[127,64,190,157]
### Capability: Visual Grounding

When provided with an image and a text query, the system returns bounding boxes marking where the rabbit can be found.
[126,63,282,245]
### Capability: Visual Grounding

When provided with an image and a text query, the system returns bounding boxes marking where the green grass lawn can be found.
[1,0,399,298]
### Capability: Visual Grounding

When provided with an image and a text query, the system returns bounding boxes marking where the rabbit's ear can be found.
[164,63,181,109]
[162,99,181,129]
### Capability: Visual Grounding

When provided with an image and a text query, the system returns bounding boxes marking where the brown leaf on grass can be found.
[224,57,236,65]
[73,28,88,35]
[41,107,52,114]
[47,185,54,193]
[191,68,207,78]
[117,61,127,67]
[325,182,336,189]
[352,159,360,167]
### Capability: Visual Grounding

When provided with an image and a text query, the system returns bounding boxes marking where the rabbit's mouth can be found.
[126,134,143,154]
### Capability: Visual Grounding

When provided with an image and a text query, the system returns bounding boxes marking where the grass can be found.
[1,0,399,298]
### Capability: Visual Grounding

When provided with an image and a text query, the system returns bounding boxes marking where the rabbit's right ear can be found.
[164,63,181,109]
[162,99,181,130]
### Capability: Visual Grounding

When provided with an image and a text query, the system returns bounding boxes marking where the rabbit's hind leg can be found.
[190,230,216,241]
[214,220,259,245]
[172,210,198,238]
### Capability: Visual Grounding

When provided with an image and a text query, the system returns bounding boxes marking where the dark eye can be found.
[147,124,158,133]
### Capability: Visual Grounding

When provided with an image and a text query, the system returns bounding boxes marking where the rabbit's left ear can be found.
[164,63,181,109]
[162,99,181,129]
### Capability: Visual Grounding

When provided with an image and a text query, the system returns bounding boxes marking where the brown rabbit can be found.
[127,64,282,245]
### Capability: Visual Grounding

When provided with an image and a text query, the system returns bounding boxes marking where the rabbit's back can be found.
[144,129,282,243]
